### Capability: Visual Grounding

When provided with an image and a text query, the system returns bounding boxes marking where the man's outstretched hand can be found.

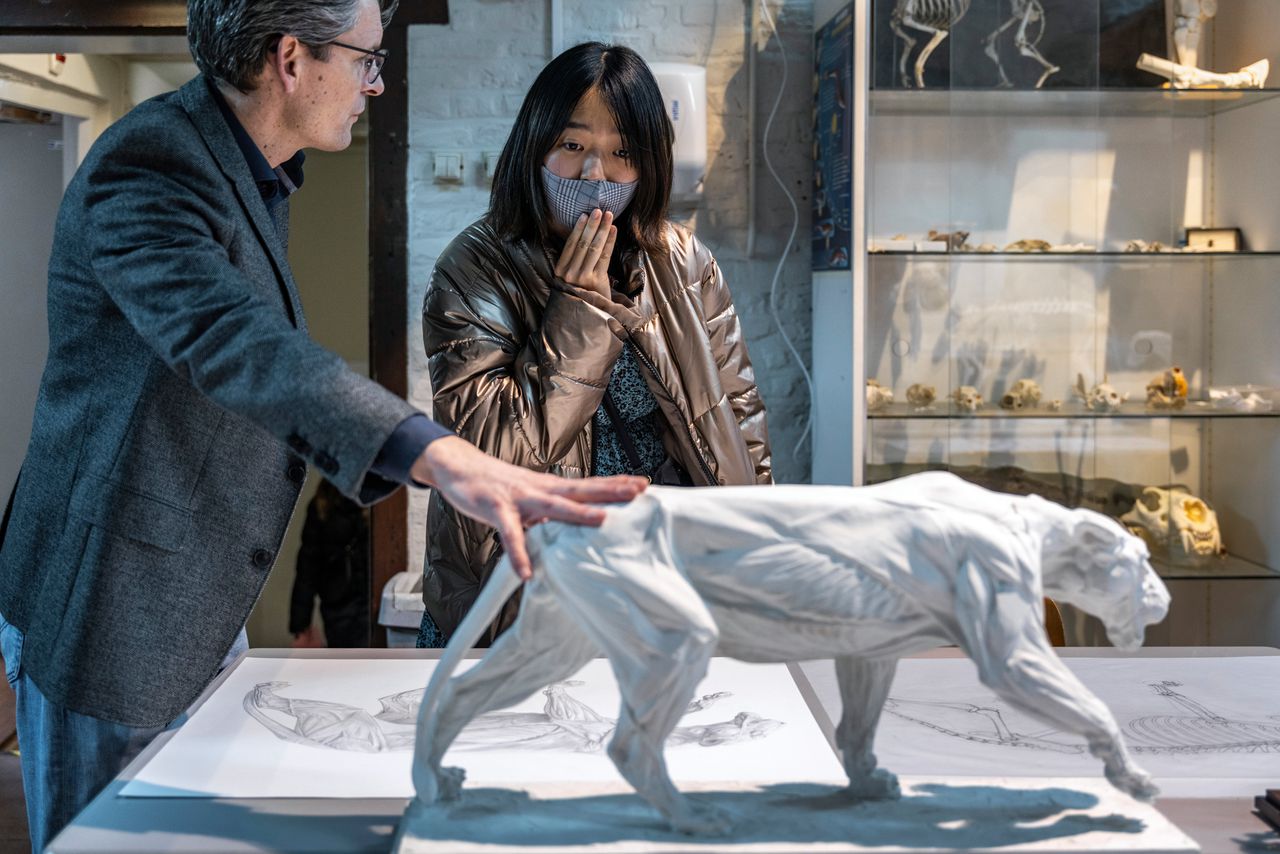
[410,436,647,580]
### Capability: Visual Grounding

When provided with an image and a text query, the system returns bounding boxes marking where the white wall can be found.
[0,122,63,503]
[0,52,128,172]
[405,0,817,574]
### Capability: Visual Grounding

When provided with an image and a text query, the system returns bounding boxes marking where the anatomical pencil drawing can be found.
[884,680,1280,755]
[244,680,781,755]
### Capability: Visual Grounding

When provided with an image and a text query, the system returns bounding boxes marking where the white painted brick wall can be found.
[406,0,815,573]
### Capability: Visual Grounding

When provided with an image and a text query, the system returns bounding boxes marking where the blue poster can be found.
[812,4,854,271]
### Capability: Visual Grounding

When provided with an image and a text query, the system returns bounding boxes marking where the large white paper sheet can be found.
[123,656,844,799]
[802,656,1280,798]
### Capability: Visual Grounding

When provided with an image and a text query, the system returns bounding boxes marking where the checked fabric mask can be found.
[541,165,638,234]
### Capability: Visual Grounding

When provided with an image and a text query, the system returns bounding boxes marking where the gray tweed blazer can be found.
[0,76,416,727]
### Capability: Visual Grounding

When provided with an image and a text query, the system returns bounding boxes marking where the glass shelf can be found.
[869,250,1280,260]
[862,465,1280,580]
[867,402,1279,420]
[870,87,1280,118]
[1153,552,1280,581]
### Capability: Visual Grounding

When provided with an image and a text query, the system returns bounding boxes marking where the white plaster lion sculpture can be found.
[407,472,1171,835]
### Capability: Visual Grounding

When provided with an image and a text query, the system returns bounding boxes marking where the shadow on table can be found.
[54,781,402,853]
[404,782,1147,849]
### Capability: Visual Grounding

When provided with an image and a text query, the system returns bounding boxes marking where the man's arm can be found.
[83,124,412,502]
[83,122,644,574]
[411,436,644,580]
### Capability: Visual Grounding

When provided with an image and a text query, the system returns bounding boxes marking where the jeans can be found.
[0,614,248,852]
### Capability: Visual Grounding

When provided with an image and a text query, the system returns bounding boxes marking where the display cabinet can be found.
[811,0,1280,645]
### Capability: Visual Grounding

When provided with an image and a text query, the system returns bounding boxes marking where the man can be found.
[0,0,643,847]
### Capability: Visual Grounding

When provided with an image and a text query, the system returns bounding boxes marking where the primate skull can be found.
[1120,486,1224,560]
[1075,374,1129,412]
[1088,383,1127,412]
[951,385,983,412]
[999,378,1042,410]
[906,383,937,409]
[1145,366,1188,410]
[866,379,895,412]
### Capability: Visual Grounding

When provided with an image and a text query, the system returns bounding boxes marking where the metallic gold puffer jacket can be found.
[421,218,772,638]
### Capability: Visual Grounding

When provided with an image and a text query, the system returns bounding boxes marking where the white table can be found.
[48,647,1279,853]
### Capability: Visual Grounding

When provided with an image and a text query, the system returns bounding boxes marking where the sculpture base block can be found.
[393,777,1198,853]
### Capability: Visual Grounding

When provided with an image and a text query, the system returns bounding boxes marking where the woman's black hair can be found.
[487,42,674,256]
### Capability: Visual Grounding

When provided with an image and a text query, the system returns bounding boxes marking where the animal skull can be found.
[951,385,983,412]
[1075,373,1129,412]
[1121,486,1224,560]
[866,379,894,412]
[1145,366,1188,410]
[1089,383,1127,411]
[906,383,937,409]
[927,229,971,251]
[999,378,1042,410]
[1005,239,1052,253]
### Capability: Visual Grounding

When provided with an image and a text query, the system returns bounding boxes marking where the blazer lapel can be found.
[178,77,307,331]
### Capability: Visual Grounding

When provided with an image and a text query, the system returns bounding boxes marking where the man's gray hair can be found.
[188,0,399,92]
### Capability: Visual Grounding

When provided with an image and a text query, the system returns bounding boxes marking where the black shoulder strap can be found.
[600,392,645,474]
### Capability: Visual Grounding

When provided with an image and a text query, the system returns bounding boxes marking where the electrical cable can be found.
[757,0,815,460]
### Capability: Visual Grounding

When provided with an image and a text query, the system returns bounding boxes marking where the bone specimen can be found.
[1209,387,1274,412]
[975,243,999,253]
[1074,374,1129,412]
[951,385,983,412]
[1046,399,1063,412]
[867,378,895,412]
[928,229,971,251]
[906,383,938,410]
[1145,367,1188,410]
[984,0,1060,89]
[1005,239,1052,252]
[1174,0,1217,69]
[999,378,1042,410]
[1121,486,1224,561]
[1137,53,1269,89]
[890,0,972,88]
[1125,240,1167,253]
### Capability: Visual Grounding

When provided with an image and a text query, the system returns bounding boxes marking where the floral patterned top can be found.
[592,343,667,478]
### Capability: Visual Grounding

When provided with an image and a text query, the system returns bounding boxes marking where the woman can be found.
[418,42,772,645]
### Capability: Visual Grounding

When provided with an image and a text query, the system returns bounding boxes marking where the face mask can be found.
[541,165,638,234]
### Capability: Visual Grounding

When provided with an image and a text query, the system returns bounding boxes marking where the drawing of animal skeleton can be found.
[244,680,777,755]
[883,697,1083,753]
[1128,681,1280,754]
[407,474,1169,835]
[884,680,1280,755]
[891,0,1059,89]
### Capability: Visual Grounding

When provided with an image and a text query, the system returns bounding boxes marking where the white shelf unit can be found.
[811,0,1280,645]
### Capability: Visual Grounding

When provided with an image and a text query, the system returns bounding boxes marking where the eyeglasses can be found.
[329,40,389,85]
